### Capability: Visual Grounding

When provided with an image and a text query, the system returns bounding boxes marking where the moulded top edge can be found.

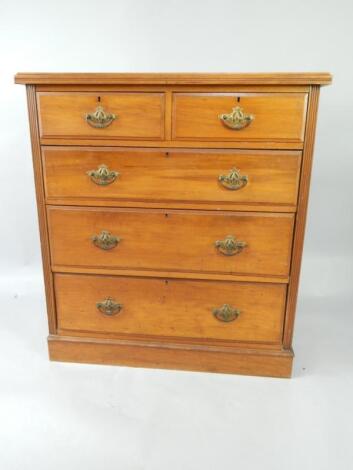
[14,72,333,86]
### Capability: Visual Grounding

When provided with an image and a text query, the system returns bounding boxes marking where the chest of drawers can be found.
[15,73,332,377]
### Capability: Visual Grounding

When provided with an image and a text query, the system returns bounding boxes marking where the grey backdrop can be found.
[1,1,352,469]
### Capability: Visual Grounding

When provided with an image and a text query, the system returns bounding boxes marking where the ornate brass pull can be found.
[213,304,240,322]
[96,297,123,316]
[219,168,248,190]
[92,230,120,250]
[87,164,119,186]
[215,235,247,256]
[85,106,116,128]
[219,106,254,130]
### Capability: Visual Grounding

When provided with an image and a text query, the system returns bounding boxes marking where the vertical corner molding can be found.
[26,85,57,333]
[283,85,321,348]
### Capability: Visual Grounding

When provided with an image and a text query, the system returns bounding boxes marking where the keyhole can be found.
[97,96,101,102]
[237,96,241,103]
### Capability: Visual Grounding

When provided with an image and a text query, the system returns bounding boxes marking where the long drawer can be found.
[37,92,165,139]
[55,273,286,343]
[48,207,294,277]
[42,147,301,209]
[173,92,307,143]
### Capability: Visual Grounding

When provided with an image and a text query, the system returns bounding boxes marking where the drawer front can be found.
[55,274,286,343]
[43,148,301,208]
[37,92,165,139]
[173,93,307,142]
[48,207,294,277]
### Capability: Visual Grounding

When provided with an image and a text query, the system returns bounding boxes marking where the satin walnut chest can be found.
[15,72,332,377]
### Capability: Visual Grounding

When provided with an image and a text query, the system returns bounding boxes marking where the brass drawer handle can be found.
[96,297,123,316]
[87,164,119,186]
[219,167,248,190]
[92,230,120,250]
[219,105,254,130]
[213,304,240,322]
[215,235,247,256]
[85,106,116,128]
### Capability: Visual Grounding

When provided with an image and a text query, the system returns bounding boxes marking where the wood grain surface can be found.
[48,335,294,378]
[173,93,307,142]
[37,92,165,139]
[47,207,295,277]
[42,147,301,209]
[55,273,287,343]
[15,72,332,85]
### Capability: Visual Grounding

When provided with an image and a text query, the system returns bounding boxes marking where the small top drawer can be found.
[37,92,165,140]
[172,92,307,143]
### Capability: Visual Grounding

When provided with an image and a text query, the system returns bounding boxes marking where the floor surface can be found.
[0,269,352,470]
